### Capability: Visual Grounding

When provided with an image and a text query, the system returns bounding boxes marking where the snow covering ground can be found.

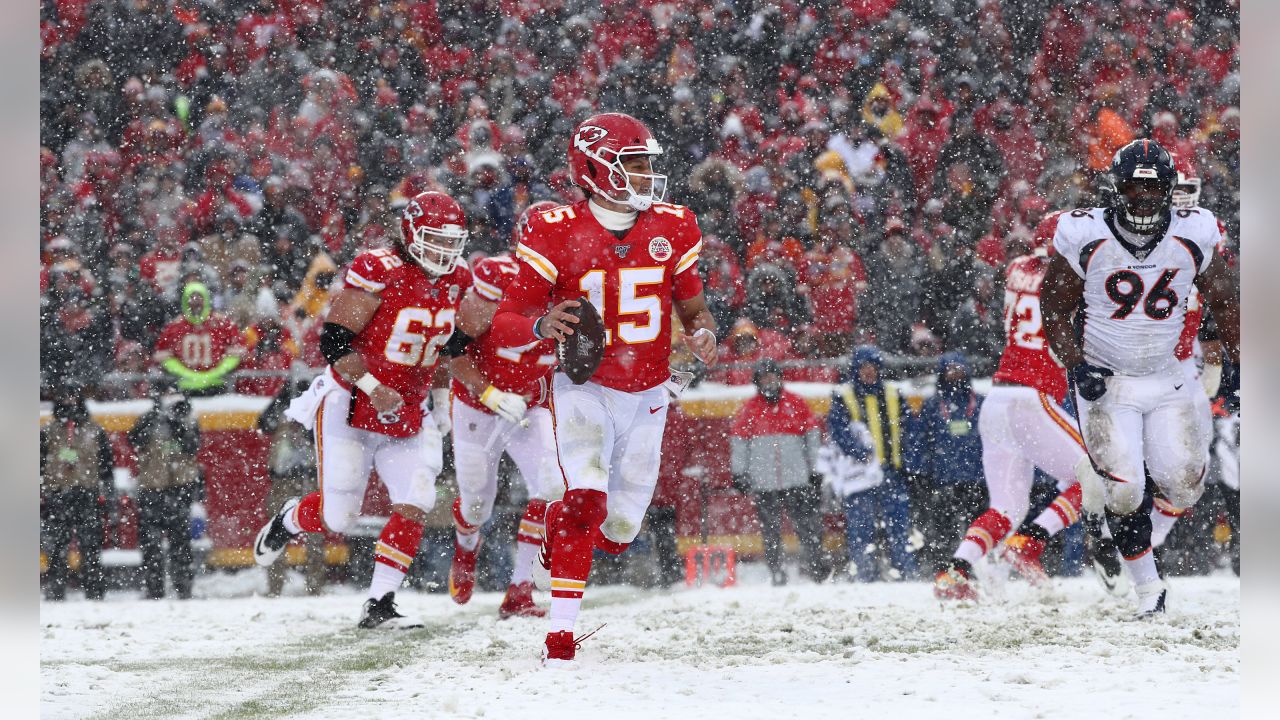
[41,564,1238,720]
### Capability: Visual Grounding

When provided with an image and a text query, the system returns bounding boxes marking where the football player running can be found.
[934,209,1098,599]
[1041,139,1239,617]
[489,112,718,666]
[252,191,472,629]
[446,200,565,618]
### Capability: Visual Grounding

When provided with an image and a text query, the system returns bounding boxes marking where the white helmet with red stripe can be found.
[399,190,468,275]
[568,112,667,211]
[1170,152,1201,209]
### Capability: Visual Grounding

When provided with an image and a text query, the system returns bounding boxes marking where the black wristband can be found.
[531,313,547,340]
[441,329,474,357]
[320,322,358,366]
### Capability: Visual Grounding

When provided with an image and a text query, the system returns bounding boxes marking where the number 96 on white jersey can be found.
[1053,207,1221,376]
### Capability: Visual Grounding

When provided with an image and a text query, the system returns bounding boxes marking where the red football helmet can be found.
[1030,209,1066,257]
[513,200,560,247]
[568,112,667,211]
[399,191,468,275]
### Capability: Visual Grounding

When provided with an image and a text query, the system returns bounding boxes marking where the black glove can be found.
[809,472,824,489]
[1071,362,1113,402]
[731,473,750,494]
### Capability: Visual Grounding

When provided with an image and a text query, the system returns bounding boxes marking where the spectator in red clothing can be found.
[1195,18,1237,86]
[236,316,297,397]
[806,241,865,343]
[729,359,828,585]
[899,97,951,205]
[711,319,797,386]
[153,282,244,396]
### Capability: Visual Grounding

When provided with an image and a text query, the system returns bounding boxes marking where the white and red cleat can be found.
[934,559,978,602]
[498,581,546,619]
[1001,533,1050,585]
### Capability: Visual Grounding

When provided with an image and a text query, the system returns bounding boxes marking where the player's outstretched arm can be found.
[1040,254,1086,371]
[450,354,528,423]
[322,288,402,414]
[1195,258,1240,363]
[675,292,718,366]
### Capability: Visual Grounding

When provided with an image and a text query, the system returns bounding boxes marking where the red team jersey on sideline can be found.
[496,200,704,392]
[453,253,557,411]
[341,247,471,437]
[993,209,1068,402]
[153,315,244,371]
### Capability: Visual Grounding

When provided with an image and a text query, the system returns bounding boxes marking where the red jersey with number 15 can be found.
[340,247,471,437]
[498,200,704,392]
[453,253,556,412]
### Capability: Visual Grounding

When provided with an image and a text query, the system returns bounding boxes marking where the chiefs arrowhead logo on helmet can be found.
[574,125,608,151]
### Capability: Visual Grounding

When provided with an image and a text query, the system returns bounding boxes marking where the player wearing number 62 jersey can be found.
[1042,139,1239,617]
[251,191,472,629]
[489,112,718,666]
[935,209,1097,600]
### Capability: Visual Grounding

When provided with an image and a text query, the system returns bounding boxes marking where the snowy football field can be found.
[41,566,1238,720]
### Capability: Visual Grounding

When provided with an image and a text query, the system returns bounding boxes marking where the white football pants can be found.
[1075,364,1212,515]
[550,372,669,544]
[312,387,443,533]
[452,401,563,527]
[979,386,1089,528]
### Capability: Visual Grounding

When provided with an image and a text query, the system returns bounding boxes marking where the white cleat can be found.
[253,496,301,567]
[1133,579,1167,619]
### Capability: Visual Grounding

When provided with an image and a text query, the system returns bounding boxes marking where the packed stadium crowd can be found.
[38,0,1241,599]
[40,0,1240,394]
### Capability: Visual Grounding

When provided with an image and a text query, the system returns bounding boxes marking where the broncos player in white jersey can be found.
[1041,139,1239,617]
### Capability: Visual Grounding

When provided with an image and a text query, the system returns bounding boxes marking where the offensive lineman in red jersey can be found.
[446,200,564,618]
[252,191,472,629]
[935,209,1098,599]
[488,113,718,666]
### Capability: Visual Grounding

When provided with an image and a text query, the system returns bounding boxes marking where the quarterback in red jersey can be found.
[446,200,564,619]
[935,209,1097,599]
[252,191,472,629]
[489,113,718,666]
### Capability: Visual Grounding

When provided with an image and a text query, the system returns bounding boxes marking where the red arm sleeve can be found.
[489,262,554,347]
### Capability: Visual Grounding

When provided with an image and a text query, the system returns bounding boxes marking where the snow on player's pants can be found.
[979,386,1087,527]
[313,389,442,533]
[1075,365,1212,516]
[550,372,668,545]
[842,469,918,581]
[452,401,563,527]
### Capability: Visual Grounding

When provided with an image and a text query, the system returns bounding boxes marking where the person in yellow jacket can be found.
[826,345,920,581]
[862,82,904,139]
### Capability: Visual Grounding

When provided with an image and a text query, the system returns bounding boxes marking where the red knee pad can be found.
[562,489,608,532]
